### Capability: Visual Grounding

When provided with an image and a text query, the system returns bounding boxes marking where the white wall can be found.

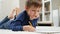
[59,6,60,26]
[52,0,60,27]
[53,9,59,27]
[52,0,60,10]
[0,0,20,21]
[20,0,26,11]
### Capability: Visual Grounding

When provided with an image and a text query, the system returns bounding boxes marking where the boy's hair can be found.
[26,0,42,8]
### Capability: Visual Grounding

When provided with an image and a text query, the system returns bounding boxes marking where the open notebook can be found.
[35,26,60,33]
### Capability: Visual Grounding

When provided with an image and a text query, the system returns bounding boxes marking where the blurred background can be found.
[0,0,60,27]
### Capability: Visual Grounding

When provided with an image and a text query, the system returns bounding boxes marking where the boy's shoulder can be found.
[15,10,27,21]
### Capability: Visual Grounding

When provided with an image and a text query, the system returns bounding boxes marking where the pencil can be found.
[29,21,32,26]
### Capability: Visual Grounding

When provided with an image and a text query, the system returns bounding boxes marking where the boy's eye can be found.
[37,11,39,12]
[32,10,35,11]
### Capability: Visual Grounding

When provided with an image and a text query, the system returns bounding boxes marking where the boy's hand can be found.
[23,25,35,32]
[30,14,39,20]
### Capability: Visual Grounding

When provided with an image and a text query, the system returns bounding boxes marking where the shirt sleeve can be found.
[9,11,25,31]
[32,18,38,28]
[10,20,23,31]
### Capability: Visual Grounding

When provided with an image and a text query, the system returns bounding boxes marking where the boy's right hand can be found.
[23,25,35,32]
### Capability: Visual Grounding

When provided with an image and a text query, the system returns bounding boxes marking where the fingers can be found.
[29,26,35,32]
[23,25,35,32]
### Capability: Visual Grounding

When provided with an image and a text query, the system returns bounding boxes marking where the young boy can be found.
[0,0,42,32]
[9,0,42,32]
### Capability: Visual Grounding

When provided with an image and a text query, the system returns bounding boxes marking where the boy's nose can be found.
[35,13,38,16]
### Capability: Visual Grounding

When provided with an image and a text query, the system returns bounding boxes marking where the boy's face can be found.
[26,6,41,20]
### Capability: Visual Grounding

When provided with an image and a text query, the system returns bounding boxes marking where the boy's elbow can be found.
[11,26,23,31]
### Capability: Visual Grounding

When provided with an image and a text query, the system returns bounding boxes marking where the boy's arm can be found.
[10,20,35,31]
[10,20,23,31]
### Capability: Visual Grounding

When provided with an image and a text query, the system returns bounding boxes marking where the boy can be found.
[9,0,42,32]
[0,0,42,32]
